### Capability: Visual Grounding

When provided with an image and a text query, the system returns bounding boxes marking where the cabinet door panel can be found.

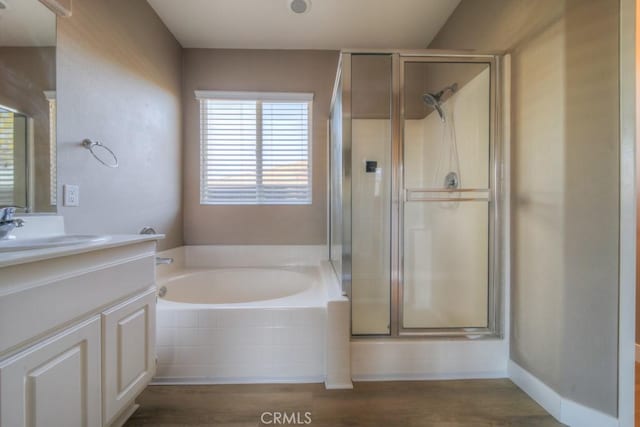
[118,308,148,390]
[102,288,156,426]
[0,317,101,427]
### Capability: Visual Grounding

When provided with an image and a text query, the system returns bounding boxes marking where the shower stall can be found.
[329,50,503,337]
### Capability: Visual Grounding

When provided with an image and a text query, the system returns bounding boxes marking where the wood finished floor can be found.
[124,379,564,427]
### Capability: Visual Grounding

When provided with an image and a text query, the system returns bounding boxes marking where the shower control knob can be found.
[445,171,459,189]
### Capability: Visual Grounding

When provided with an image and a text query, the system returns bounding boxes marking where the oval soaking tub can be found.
[161,268,314,304]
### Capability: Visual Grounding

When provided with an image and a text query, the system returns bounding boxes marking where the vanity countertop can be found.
[0,234,164,268]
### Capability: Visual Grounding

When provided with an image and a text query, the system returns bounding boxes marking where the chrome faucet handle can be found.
[0,207,16,222]
[140,226,157,235]
[0,209,24,240]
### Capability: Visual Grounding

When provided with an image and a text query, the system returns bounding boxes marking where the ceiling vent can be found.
[289,0,311,14]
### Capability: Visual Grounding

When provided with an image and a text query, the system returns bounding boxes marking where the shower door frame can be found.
[331,50,504,339]
[394,52,503,338]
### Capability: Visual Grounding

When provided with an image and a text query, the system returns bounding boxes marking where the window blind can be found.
[0,111,14,206]
[198,91,312,205]
[45,92,57,206]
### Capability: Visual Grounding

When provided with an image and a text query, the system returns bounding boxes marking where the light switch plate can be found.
[63,184,80,207]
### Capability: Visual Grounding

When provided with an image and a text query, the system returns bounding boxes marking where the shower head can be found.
[436,83,458,99]
[422,83,458,122]
[422,93,446,122]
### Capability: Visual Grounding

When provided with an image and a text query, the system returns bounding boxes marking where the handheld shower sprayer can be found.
[422,83,458,122]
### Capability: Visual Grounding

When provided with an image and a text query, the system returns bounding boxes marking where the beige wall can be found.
[431,0,620,416]
[39,0,72,17]
[351,55,392,120]
[56,0,183,250]
[636,0,640,346]
[182,49,339,245]
[0,47,56,212]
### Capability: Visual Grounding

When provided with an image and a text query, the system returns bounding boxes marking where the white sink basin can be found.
[0,235,110,252]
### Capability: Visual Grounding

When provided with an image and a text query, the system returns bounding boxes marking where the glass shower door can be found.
[401,59,495,331]
[350,54,393,335]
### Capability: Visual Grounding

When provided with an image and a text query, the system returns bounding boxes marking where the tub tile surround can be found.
[153,245,352,389]
[184,245,327,268]
[156,308,326,383]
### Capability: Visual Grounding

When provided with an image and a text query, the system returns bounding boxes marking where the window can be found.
[197,91,313,205]
[0,110,15,205]
[44,91,57,206]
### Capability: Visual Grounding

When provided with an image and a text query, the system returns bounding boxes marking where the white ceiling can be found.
[147,0,461,50]
[0,0,56,47]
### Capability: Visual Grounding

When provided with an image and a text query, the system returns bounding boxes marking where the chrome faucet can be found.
[0,207,24,240]
[156,257,174,265]
[139,226,157,235]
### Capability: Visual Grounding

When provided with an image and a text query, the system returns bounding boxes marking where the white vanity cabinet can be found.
[0,316,102,427]
[102,289,156,426]
[0,236,160,427]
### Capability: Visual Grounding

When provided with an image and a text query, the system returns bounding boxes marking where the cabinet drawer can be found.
[0,251,155,357]
[0,316,102,427]
[102,288,156,426]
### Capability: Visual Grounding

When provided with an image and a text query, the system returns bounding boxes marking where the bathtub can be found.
[160,267,323,306]
[153,246,351,388]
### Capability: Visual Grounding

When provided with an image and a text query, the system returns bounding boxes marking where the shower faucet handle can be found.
[140,226,157,235]
[155,257,174,265]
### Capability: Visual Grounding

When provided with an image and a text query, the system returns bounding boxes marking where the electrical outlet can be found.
[63,184,80,207]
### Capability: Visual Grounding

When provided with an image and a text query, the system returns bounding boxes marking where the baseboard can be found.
[508,361,562,419]
[635,344,640,362]
[151,375,325,385]
[352,371,507,382]
[324,381,353,390]
[508,360,618,427]
[153,375,350,390]
[561,398,618,427]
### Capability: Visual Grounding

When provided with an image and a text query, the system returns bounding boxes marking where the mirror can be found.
[0,0,57,213]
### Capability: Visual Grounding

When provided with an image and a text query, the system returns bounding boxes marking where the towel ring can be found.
[82,139,119,168]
